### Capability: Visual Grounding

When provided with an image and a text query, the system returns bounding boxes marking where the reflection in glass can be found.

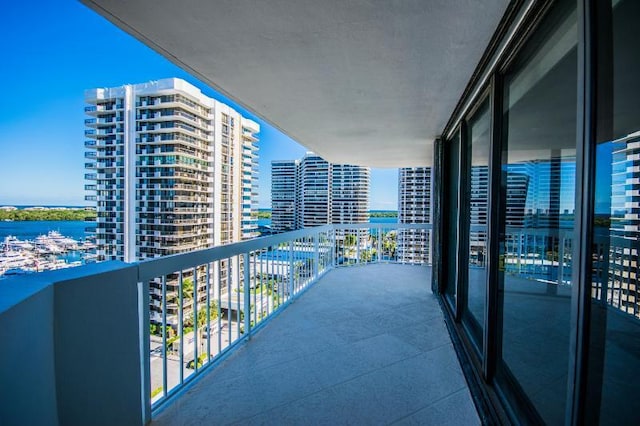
[588,0,640,423]
[498,0,576,422]
[465,99,490,348]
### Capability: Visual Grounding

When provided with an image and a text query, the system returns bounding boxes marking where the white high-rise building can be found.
[84,78,259,327]
[331,164,370,225]
[270,153,370,231]
[398,167,432,264]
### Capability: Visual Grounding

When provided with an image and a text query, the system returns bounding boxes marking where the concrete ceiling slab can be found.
[82,0,510,167]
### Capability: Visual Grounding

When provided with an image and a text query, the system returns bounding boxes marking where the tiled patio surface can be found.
[153,264,479,425]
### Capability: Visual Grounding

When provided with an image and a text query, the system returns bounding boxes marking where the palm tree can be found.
[182,277,194,301]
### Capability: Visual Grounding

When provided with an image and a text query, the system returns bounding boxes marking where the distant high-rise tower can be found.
[299,154,332,228]
[271,160,299,232]
[398,167,432,264]
[331,164,370,225]
[84,78,259,328]
[270,153,370,231]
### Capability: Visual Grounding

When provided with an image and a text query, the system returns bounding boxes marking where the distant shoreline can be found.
[1,206,399,221]
[0,205,91,210]
[0,209,96,222]
[255,208,398,219]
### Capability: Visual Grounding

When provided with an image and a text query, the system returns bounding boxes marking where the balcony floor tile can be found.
[153,264,479,425]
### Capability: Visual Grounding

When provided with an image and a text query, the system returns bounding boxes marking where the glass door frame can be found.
[432,0,599,423]
[460,91,493,359]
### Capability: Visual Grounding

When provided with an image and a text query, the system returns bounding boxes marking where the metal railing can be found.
[138,223,432,416]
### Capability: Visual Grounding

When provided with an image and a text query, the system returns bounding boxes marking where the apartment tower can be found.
[84,78,259,327]
[397,167,432,264]
[271,153,370,231]
[271,160,298,232]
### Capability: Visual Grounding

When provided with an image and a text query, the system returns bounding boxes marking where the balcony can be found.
[154,264,477,425]
[0,224,481,425]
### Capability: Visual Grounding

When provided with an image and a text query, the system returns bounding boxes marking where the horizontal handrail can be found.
[333,222,432,230]
[137,223,435,281]
[137,225,333,281]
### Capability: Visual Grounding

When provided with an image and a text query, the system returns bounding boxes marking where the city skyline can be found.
[271,154,370,232]
[0,1,401,210]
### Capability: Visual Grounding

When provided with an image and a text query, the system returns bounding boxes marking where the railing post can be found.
[193,266,198,372]
[205,264,211,363]
[236,256,241,339]
[356,230,361,265]
[377,227,382,263]
[314,231,320,280]
[428,228,433,266]
[178,271,184,385]
[558,235,565,286]
[601,237,609,304]
[138,278,151,424]
[331,229,336,267]
[161,276,168,399]
[289,240,295,299]
[243,252,251,338]
[517,232,523,274]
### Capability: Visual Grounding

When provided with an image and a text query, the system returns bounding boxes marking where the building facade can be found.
[331,164,370,225]
[298,154,332,228]
[270,160,298,232]
[397,167,431,264]
[84,78,259,327]
[271,153,370,231]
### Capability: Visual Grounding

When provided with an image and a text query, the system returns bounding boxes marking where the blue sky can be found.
[0,1,398,209]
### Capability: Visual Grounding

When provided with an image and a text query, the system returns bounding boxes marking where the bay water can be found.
[1,217,397,242]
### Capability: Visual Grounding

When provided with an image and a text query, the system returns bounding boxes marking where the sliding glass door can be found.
[496,0,577,423]
[586,0,640,423]
[463,99,491,352]
[443,131,461,311]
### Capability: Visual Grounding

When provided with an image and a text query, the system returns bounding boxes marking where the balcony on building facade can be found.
[1,0,636,424]
[5,206,631,424]
[0,223,482,426]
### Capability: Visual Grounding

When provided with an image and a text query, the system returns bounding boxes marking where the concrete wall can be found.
[0,262,143,426]
[0,280,58,425]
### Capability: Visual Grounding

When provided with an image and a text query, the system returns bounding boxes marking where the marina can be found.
[0,216,395,280]
[0,230,95,278]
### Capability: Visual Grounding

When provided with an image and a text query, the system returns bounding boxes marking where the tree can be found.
[188,301,218,328]
[0,208,96,221]
[344,234,357,247]
[382,231,397,258]
[360,250,373,262]
[182,277,194,301]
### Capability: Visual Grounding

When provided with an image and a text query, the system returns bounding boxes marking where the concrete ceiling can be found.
[82,0,510,167]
